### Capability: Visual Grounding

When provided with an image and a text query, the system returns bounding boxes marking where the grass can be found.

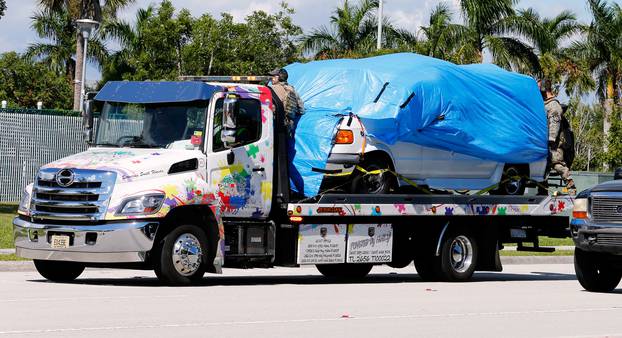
[0,212,15,249]
[0,254,29,261]
[537,236,574,246]
[500,250,574,256]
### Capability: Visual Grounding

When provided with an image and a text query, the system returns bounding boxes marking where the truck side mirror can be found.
[82,99,95,144]
[221,94,240,147]
[615,167,622,180]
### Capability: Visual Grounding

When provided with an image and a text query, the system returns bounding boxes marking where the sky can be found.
[0,0,601,82]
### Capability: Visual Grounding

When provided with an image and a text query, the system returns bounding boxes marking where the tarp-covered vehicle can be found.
[286,53,548,197]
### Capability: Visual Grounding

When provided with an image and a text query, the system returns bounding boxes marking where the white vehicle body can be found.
[326,115,548,191]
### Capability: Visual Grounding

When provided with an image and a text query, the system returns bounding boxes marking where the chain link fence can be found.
[0,108,88,202]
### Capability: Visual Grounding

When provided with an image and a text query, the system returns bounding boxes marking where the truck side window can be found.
[212,98,262,152]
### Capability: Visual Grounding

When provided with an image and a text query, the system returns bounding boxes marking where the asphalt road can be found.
[0,264,621,338]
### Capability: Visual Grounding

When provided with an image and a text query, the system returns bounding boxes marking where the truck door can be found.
[206,90,274,219]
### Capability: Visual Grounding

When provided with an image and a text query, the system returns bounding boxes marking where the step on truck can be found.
[14,77,573,285]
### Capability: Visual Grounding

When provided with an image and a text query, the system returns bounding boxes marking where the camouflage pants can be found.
[551,147,570,180]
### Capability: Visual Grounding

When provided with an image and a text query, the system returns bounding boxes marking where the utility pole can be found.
[377,0,383,50]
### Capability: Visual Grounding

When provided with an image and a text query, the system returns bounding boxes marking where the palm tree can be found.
[457,0,539,71]
[36,0,134,110]
[301,0,383,58]
[417,3,477,64]
[0,0,6,20]
[27,6,107,84]
[514,8,593,95]
[100,6,153,82]
[570,0,622,166]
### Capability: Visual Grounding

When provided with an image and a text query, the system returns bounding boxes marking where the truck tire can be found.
[350,160,395,194]
[33,260,85,282]
[438,233,478,282]
[154,224,209,286]
[413,237,441,281]
[413,253,440,282]
[316,263,373,280]
[574,248,622,292]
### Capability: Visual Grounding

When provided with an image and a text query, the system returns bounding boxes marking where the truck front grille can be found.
[596,234,622,246]
[30,168,116,221]
[591,196,622,224]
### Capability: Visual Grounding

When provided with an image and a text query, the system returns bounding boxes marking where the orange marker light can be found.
[335,130,354,144]
[572,211,588,219]
[290,216,303,223]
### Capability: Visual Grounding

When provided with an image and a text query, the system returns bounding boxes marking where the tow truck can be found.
[14,76,573,285]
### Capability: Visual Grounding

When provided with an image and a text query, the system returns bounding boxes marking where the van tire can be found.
[491,166,526,196]
[350,159,395,194]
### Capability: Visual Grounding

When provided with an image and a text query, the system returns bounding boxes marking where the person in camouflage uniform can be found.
[539,79,575,190]
[269,68,304,136]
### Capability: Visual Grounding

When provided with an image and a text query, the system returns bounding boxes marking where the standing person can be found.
[268,68,304,136]
[539,78,575,191]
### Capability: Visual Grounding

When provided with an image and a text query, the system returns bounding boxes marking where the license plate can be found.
[51,235,70,249]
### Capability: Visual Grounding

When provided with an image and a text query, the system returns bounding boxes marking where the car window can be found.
[212,98,262,152]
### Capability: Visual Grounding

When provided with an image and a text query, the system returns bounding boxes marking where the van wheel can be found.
[350,160,395,194]
[492,166,526,195]
[154,224,209,286]
[33,260,85,282]
[574,248,622,292]
[438,233,478,282]
[316,263,373,280]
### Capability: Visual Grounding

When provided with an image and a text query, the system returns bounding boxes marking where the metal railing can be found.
[0,108,88,202]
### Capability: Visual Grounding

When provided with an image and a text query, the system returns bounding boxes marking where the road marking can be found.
[0,307,621,335]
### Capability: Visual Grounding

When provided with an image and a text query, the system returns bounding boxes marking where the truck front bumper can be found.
[13,216,159,263]
[571,218,622,255]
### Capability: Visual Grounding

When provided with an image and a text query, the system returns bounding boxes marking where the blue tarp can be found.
[96,81,220,103]
[286,53,548,197]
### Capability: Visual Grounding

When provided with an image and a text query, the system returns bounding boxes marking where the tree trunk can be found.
[73,33,84,112]
[603,75,614,171]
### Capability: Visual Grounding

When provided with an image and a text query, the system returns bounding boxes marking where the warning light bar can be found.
[179,75,272,84]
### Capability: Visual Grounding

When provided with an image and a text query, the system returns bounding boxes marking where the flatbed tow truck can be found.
[14,76,573,285]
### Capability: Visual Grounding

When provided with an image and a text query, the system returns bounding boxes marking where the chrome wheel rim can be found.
[172,233,202,276]
[450,236,473,273]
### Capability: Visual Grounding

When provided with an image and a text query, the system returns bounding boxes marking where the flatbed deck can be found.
[288,194,574,217]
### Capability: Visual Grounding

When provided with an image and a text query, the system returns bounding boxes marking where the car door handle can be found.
[252,167,265,172]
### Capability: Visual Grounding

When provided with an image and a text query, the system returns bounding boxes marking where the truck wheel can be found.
[33,260,85,282]
[438,233,478,282]
[316,263,373,280]
[491,166,525,196]
[413,235,440,281]
[413,254,440,281]
[574,248,622,292]
[350,160,395,194]
[154,224,209,286]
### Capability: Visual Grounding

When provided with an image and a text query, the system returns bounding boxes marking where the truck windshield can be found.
[94,101,208,148]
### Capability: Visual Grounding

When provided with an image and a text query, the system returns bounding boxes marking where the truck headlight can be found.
[573,198,588,219]
[117,194,165,215]
[17,190,31,215]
